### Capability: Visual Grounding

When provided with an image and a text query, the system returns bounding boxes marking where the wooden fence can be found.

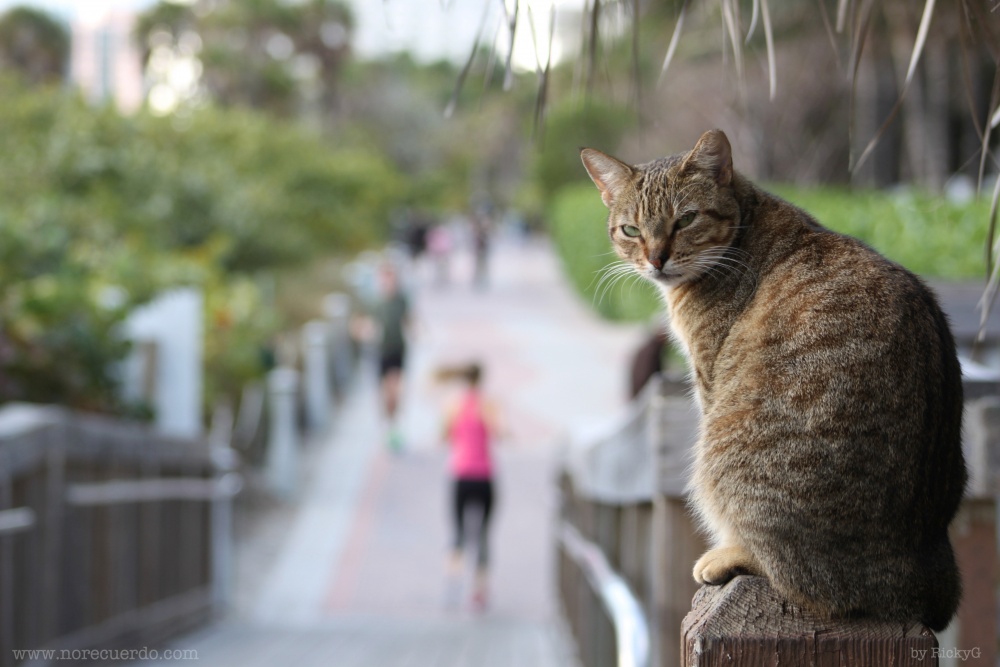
[557,368,1000,667]
[0,287,356,666]
[0,404,239,665]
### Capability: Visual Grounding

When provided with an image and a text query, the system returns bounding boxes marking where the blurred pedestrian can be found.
[471,214,491,289]
[374,264,410,452]
[426,223,452,287]
[405,210,429,260]
[439,362,500,612]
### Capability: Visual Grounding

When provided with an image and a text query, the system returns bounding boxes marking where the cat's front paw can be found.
[693,546,760,585]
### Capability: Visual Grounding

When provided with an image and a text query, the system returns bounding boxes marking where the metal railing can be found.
[560,522,650,667]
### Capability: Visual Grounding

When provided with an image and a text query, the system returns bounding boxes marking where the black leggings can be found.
[452,478,494,567]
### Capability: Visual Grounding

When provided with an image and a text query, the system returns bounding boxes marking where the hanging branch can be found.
[979,70,1000,282]
[760,0,776,100]
[845,0,875,173]
[501,0,518,91]
[850,0,937,175]
[745,0,759,44]
[527,3,556,143]
[585,0,601,96]
[444,0,493,118]
[836,0,850,33]
[816,0,844,72]
[721,0,745,84]
[480,18,503,104]
[631,0,641,109]
[657,0,688,86]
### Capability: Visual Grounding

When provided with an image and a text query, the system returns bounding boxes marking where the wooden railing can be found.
[558,375,695,667]
[0,404,239,665]
[558,370,1000,667]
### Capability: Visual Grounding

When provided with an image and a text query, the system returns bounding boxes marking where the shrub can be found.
[549,182,989,323]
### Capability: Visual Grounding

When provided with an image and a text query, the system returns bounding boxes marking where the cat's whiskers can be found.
[690,261,730,285]
[625,271,648,300]
[698,250,757,285]
[598,270,633,305]
[690,253,755,289]
[591,266,624,299]
[587,260,629,292]
[593,262,635,305]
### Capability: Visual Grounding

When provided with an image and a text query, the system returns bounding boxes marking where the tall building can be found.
[70,8,144,112]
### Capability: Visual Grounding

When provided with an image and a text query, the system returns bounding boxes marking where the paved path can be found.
[135,236,645,666]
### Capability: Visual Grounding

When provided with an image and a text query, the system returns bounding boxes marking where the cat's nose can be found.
[650,252,668,270]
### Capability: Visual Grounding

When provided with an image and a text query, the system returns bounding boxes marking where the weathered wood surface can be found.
[128,617,568,667]
[652,496,707,667]
[0,404,228,663]
[561,370,1000,667]
[682,576,937,667]
[949,499,996,667]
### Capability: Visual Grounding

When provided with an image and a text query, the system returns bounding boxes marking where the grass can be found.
[549,182,991,323]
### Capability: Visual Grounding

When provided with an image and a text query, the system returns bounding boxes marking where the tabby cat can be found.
[581,129,966,631]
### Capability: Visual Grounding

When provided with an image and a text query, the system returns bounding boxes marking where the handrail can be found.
[560,521,650,667]
[0,403,235,660]
[66,473,243,506]
[0,507,35,535]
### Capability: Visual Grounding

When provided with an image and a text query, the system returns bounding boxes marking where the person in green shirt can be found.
[375,265,410,451]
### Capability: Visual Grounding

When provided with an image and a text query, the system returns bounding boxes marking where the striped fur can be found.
[581,129,966,631]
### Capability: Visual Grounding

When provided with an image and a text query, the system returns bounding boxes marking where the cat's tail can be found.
[919,539,961,632]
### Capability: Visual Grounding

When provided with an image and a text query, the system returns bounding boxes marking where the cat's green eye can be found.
[676,212,697,229]
[622,225,642,238]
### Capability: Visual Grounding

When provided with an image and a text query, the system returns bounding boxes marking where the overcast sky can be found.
[0,0,586,68]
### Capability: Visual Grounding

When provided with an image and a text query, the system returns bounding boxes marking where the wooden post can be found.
[648,376,705,667]
[208,402,241,614]
[323,292,352,398]
[41,423,65,644]
[266,366,301,499]
[301,319,332,434]
[681,576,938,666]
[949,396,1000,667]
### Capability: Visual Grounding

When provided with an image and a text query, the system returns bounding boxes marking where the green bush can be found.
[771,185,989,280]
[549,184,661,322]
[532,100,636,208]
[0,78,406,414]
[550,182,990,323]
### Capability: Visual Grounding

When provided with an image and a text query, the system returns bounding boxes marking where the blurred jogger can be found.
[374,264,410,452]
[440,362,500,611]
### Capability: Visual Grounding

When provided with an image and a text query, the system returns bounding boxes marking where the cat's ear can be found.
[681,129,733,187]
[580,148,634,208]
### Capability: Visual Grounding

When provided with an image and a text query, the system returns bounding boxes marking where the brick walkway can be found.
[133,235,644,667]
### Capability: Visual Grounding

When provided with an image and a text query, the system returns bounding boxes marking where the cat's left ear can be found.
[681,129,733,187]
[581,148,634,208]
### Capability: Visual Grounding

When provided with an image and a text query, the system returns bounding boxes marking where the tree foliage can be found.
[136,0,354,117]
[0,78,406,413]
[0,5,68,84]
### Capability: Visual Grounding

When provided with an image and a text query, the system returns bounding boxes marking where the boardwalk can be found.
[134,236,644,666]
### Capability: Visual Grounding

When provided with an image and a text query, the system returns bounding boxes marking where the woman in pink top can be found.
[442,362,499,611]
